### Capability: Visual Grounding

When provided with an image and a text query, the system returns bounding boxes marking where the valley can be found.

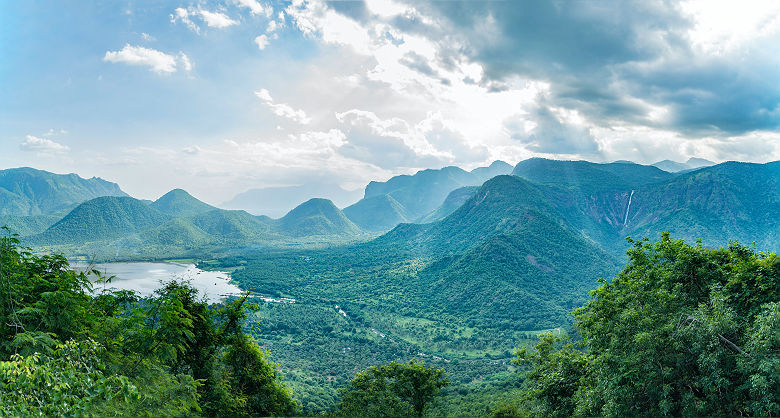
[3,157,778,414]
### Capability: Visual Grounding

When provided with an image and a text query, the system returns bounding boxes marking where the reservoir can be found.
[76,262,243,303]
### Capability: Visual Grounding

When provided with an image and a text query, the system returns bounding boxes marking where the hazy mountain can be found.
[0,167,127,216]
[149,189,217,217]
[349,160,513,231]
[342,194,410,232]
[652,157,715,172]
[277,198,362,237]
[222,183,363,218]
[417,186,478,223]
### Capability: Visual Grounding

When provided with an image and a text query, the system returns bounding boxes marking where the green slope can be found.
[149,189,216,217]
[0,167,127,216]
[0,214,61,236]
[343,194,410,232]
[623,161,780,250]
[277,198,362,237]
[30,196,169,244]
[191,209,273,241]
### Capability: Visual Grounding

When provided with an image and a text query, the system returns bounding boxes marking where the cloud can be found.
[411,0,780,137]
[170,7,239,33]
[254,89,311,124]
[254,34,270,50]
[104,44,184,73]
[20,135,69,154]
[504,104,600,155]
[141,32,155,41]
[235,0,273,17]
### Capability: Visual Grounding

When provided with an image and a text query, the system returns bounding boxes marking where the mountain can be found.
[512,158,674,194]
[342,194,410,232]
[622,161,780,250]
[417,186,478,223]
[0,167,127,216]
[150,189,217,217]
[347,160,513,232]
[31,196,169,244]
[0,215,60,236]
[277,198,362,237]
[191,209,273,240]
[222,183,363,218]
[652,157,715,172]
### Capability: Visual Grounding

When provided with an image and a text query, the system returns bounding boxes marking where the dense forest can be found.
[2,228,777,415]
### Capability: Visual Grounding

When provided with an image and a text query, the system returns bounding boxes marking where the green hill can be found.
[0,167,127,216]
[30,196,169,244]
[149,189,216,217]
[343,194,410,232]
[277,198,362,237]
[0,214,60,236]
[191,209,273,241]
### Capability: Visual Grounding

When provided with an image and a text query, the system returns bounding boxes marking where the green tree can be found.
[516,234,780,416]
[337,360,449,417]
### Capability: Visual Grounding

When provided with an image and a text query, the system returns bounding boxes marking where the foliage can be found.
[0,230,297,416]
[0,339,138,416]
[517,234,780,416]
[337,360,449,417]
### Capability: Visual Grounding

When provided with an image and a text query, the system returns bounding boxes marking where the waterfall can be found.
[623,190,634,225]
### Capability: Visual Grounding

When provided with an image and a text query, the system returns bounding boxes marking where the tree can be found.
[337,360,449,417]
[517,234,779,416]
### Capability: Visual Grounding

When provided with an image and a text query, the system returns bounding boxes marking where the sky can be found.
[2,0,780,204]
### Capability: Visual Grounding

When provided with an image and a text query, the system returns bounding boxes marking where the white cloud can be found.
[103,44,180,73]
[170,7,239,33]
[235,0,273,17]
[178,52,192,72]
[141,32,155,41]
[198,9,239,28]
[20,135,69,154]
[254,34,270,50]
[254,89,311,124]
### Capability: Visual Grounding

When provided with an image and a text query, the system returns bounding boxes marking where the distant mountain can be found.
[417,186,478,223]
[150,189,216,217]
[0,167,127,216]
[222,183,362,218]
[342,194,410,232]
[652,157,715,172]
[512,158,674,194]
[347,160,513,232]
[277,198,362,237]
[31,196,169,244]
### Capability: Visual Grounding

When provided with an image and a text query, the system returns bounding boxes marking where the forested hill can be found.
[0,167,127,216]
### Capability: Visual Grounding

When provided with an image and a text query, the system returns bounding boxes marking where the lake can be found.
[76,262,243,303]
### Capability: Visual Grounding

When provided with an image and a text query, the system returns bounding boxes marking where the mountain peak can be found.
[150,189,215,217]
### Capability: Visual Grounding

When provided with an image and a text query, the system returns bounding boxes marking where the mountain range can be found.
[3,158,779,263]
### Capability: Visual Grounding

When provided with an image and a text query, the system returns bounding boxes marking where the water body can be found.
[76,262,242,303]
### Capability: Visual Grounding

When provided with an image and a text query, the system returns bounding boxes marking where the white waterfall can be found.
[623,190,634,225]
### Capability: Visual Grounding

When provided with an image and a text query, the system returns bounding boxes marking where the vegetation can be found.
[0,230,296,416]
[0,167,127,216]
[511,234,779,417]
[337,360,449,417]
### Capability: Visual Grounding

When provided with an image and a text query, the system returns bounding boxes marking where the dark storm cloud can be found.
[403,0,780,137]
